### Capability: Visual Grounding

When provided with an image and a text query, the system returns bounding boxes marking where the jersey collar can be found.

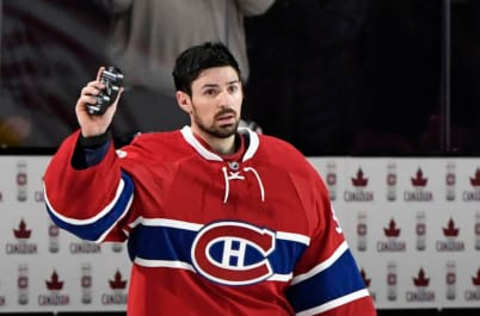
[180,125,259,162]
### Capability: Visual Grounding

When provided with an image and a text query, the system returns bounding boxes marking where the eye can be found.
[228,85,239,94]
[204,89,217,96]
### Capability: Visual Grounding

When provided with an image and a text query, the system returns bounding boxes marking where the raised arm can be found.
[43,67,132,243]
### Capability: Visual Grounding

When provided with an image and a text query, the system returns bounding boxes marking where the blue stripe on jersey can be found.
[127,224,308,276]
[46,171,134,242]
[286,249,366,313]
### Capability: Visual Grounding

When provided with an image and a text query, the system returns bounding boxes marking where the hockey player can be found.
[44,42,376,315]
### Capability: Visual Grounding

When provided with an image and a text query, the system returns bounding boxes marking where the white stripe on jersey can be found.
[296,289,370,316]
[291,241,348,285]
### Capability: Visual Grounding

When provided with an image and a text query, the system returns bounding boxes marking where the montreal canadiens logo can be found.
[191,221,276,286]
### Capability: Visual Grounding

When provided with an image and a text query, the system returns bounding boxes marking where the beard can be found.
[191,106,240,139]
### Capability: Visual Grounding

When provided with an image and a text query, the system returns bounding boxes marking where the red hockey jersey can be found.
[44,126,376,315]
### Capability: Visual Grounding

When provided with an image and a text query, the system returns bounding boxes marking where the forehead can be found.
[192,66,240,89]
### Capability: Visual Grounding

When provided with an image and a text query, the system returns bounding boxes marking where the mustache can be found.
[214,109,236,119]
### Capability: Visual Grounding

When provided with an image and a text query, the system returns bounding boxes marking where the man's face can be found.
[183,66,243,139]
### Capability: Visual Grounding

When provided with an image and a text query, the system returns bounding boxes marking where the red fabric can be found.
[44,128,375,315]
[318,296,377,316]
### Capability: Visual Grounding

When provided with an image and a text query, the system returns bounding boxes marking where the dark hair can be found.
[172,42,242,96]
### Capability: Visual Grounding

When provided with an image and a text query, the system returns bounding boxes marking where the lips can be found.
[215,110,236,123]
[217,113,234,120]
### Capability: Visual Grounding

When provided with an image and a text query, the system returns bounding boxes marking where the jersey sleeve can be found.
[43,130,134,243]
[286,173,376,316]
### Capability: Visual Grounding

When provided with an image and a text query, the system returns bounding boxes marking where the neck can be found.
[193,128,236,155]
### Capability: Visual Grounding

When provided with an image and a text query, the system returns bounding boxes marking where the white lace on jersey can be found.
[180,126,265,204]
[221,166,265,203]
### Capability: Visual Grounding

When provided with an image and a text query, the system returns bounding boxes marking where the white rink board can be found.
[1,156,480,312]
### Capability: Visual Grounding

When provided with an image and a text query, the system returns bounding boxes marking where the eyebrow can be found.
[201,80,241,89]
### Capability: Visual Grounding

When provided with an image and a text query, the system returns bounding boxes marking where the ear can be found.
[176,91,192,114]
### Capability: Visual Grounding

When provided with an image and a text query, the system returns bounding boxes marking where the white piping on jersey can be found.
[180,126,223,161]
[179,125,264,204]
[43,180,133,243]
[127,216,310,244]
[244,167,265,202]
[134,257,294,283]
[221,166,265,203]
[241,127,259,162]
[291,241,349,286]
[43,179,126,225]
[296,289,370,316]
[95,194,134,243]
[268,273,293,282]
[276,231,310,246]
[128,216,203,231]
[135,257,196,271]
[180,126,259,163]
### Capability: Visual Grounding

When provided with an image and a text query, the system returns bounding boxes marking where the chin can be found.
[213,123,238,138]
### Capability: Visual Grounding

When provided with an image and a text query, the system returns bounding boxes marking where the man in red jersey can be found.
[44,42,376,315]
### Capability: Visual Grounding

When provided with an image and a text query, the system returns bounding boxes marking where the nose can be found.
[217,89,234,109]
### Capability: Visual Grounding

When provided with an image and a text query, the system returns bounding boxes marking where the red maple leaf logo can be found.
[472,269,480,286]
[443,218,459,237]
[352,168,368,187]
[360,269,371,287]
[411,168,428,187]
[470,169,480,187]
[413,268,430,287]
[109,270,127,290]
[14,219,31,239]
[46,270,64,290]
[384,219,400,237]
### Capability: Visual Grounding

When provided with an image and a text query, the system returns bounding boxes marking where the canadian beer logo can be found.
[446,162,455,201]
[386,262,397,301]
[6,219,37,254]
[35,176,45,203]
[70,240,101,254]
[377,219,406,252]
[404,168,433,202]
[386,162,397,201]
[436,218,465,252]
[48,220,60,253]
[35,192,44,202]
[406,268,435,302]
[81,263,92,304]
[38,270,70,306]
[17,264,29,305]
[344,168,374,202]
[415,211,427,251]
[475,212,480,251]
[446,261,456,301]
[101,270,128,305]
[361,269,375,301]
[357,212,368,251]
[465,268,480,301]
[326,161,337,201]
[463,168,480,201]
[16,161,27,202]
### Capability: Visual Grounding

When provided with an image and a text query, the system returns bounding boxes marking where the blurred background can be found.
[2,0,480,156]
[1,0,480,315]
